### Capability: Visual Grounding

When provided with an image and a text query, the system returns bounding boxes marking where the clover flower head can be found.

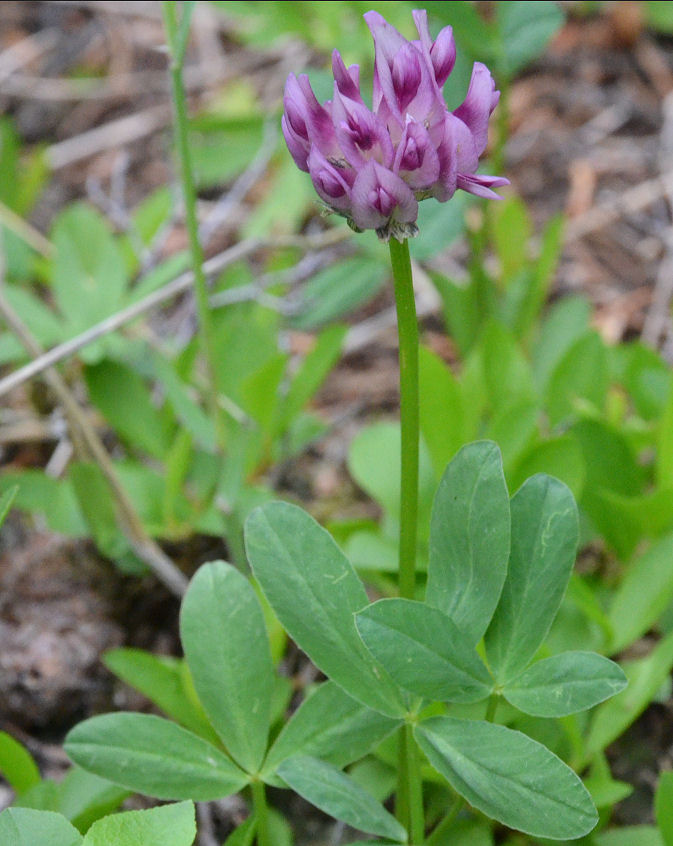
[282,9,509,242]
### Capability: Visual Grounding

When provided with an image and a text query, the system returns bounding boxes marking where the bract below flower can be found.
[282,8,508,241]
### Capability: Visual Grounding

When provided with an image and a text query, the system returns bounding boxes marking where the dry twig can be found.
[0,268,188,597]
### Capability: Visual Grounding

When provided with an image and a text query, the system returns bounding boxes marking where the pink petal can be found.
[453,62,500,156]
[457,173,510,200]
[351,160,418,230]
[393,119,440,191]
[308,146,354,212]
[332,87,394,169]
[332,50,363,102]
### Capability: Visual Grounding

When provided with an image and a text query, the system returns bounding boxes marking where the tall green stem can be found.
[405,723,425,844]
[389,237,419,601]
[251,779,271,846]
[389,237,422,840]
[162,2,225,450]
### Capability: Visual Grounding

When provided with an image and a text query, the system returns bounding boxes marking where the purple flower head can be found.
[282,9,508,241]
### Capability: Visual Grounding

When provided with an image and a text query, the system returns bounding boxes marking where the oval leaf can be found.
[65,713,248,801]
[82,801,195,846]
[586,629,673,762]
[426,441,510,644]
[103,649,219,744]
[485,474,579,683]
[180,561,273,772]
[0,731,40,794]
[0,808,82,846]
[277,756,406,842]
[355,599,493,703]
[245,502,406,717]
[263,681,399,781]
[415,716,597,839]
[503,652,627,717]
[608,532,673,652]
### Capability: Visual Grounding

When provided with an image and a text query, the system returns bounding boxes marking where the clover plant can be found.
[54,10,634,845]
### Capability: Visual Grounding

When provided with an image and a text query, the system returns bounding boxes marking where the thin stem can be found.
[389,237,419,600]
[405,723,425,845]
[426,794,464,845]
[389,237,421,841]
[396,731,410,832]
[161,1,225,450]
[485,693,499,722]
[251,779,271,846]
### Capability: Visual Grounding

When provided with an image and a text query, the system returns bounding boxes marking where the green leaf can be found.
[70,462,130,562]
[657,381,673,487]
[189,115,264,187]
[240,353,286,433]
[509,435,585,501]
[426,441,510,643]
[585,630,673,762]
[646,0,673,33]
[103,648,219,743]
[546,331,609,424]
[290,258,386,330]
[150,353,216,452]
[223,816,256,846]
[415,716,597,840]
[355,599,493,703]
[502,652,627,717]
[431,270,482,357]
[85,360,171,459]
[348,421,435,537]
[609,533,673,652]
[1,470,87,537]
[345,530,399,573]
[245,502,407,718]
[418,345,466,475]
[277,756,406,842]
[427,817,494,846]
[583,756,633,810]
[594,826,663,846]
[82,801,196,846]
[0,286,65,364]
[656,771,673,846]
[51,204,127,342]
[65,713,249,800]
[0,731,40,794]
[54,768,129,833]
[497,1,564,76]
[479,321,535,412]
[180,561,273,773]
[492,195,531,282]
[279,324,346,433]
[485,474,579,683]
[0,808,83,846]
[533,296,591,394]
[82,802,196,846]
[262,681,399,781]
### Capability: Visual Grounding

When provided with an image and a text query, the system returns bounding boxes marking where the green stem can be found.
[389,237,421,841]
[396,730,410,833]
[161,2,226,451]
[389,237,419,601]
[485,693,499,722]
[251,779,271,846]
[405,723,425,844]
[426,794,464,845]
